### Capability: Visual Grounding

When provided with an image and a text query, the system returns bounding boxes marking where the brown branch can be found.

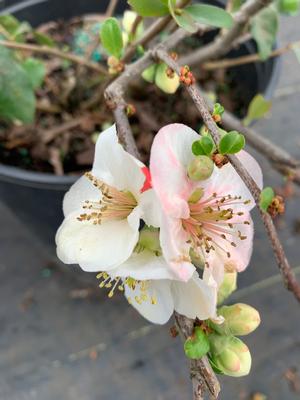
[105,0,118,17]
[180,0,273,67]
[203,40,300,70]
[155,47,300,302]
[0,39,108,75]
[175,312,221,399]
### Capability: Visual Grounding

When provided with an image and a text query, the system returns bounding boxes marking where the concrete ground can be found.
[1,13,300,400]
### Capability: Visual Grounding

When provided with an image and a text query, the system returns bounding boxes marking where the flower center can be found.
[182,192,251,264]
[97,272,157,305]
[77,172,137,225]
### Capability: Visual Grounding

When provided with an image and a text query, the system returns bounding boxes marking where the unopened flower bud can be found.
[217,272,237,305]
[155,63,180,94]
[187,156,214,181]
[216,303,261,336]
[142,64,157,83]
[209,334,252,377]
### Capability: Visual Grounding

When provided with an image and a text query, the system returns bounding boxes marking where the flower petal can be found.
[172,271,218,320]
[160,214,195,281]
[110,252,177,280]
[150,123,199,219]
[56,209,140,271]
[63,175,101,217]
[124,279,174,324]
[139,189,162,228]
[92,124,145,198]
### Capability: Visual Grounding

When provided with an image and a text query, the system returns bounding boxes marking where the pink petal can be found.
[150,124,199,219]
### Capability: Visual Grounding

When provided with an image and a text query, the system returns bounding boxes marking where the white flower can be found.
[149,124,263,284]
[101,249,218,324]
[56,125,159,272]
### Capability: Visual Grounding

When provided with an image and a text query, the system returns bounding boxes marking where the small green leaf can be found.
[185,4,234,29]
[219,131,245,154]
[278,0,300,15]
[128,0,169,17]
[184,327,210,359]
[213,103,225,117]
[33,31,55,47]
[192,135,215,156]
[21,58,46,89]
[0,15,20,34]
[0,15,31,41]
[251,5,278,60]
[259,187,275,211]
[243,94,272,126]
[100,18,123,59]
[0,45,35,123]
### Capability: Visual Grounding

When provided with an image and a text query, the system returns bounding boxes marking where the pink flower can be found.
[150,124,263,284]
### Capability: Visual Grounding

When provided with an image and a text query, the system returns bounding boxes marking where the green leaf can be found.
[0,46,35,123]
[185,4,234,29]
[33,31,55,47]
[213,103,225,117]
[100,18,123,59]
[0,15,20,34]
[278,0,300,15]
[184,327,210,359]
[0,15,31,41]
[192,135,215,156]
[21,58,46,89]
[219,131,245,154]
[128,0,169,17]
[251,6,278,60]
[259,187,275,211]
[243,94,272,126]
[168,0,198,32]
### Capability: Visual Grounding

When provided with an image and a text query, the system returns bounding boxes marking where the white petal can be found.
[139,189,162,228]
[63,175,101,217]
[160,214,195,281]
[237,150,263,190]
[110,252,177,280]
[92,124,145,198]
[56,209,140,271]
[172,271,218,320]
[124,279,174,324]
[150,123,199,219]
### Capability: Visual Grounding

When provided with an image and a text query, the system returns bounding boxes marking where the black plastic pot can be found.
[0,0,281,249]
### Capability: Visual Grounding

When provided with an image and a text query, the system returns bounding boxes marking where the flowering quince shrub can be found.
[56,123,262,377]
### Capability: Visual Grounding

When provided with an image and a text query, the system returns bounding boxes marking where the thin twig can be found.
[175,313,221,399]
[180,0,273,67]
[105,0,118,17]
[203,40,300,70]
[0,39,108,75]
[155,47,300,303]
